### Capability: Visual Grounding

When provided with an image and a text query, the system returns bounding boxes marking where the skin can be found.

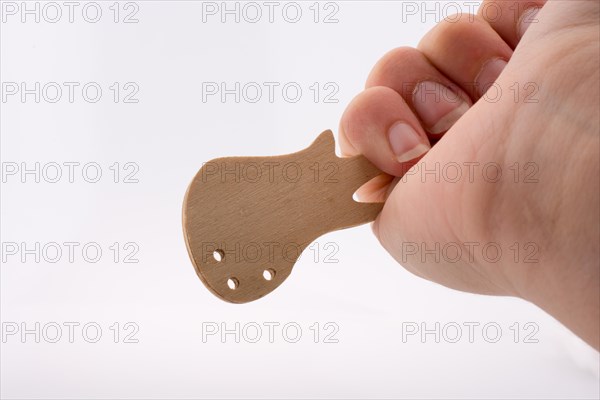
[339,0,599,350]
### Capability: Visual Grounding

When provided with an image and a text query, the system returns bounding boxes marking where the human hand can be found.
[339,0,599,349]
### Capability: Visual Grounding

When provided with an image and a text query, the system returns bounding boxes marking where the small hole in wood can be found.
[227,278,239,290]
[213,250,225,262]
[263,269,275,281]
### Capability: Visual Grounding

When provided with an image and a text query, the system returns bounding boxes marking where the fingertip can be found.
[338,86,430,177]
[338,111,360,157]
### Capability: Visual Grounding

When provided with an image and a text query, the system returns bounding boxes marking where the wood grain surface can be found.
[182,130,384,303]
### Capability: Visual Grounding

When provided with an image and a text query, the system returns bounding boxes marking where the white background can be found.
[1,1,599,399]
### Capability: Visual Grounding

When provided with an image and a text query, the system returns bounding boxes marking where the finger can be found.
[366,47,472,138]
[339,86,430,178]
[418,13,513,100]
[478,0,547,48]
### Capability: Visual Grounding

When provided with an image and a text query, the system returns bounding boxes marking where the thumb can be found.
[371,120,506,296]
[371,143,452,283]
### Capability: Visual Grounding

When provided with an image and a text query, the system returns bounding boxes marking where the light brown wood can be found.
[182,130,383,303]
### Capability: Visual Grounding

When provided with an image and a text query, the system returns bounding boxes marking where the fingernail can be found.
[518,7,540,38]
[388,122,430,163]
[475,58,507,97]
[413,81,470,135]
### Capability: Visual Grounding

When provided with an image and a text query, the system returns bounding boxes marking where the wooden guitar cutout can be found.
[182,130,383,303]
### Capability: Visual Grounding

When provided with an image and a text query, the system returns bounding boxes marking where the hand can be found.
[339,0,599,349]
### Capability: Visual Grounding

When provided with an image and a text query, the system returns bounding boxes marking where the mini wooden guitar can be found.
[182,130,383,303]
